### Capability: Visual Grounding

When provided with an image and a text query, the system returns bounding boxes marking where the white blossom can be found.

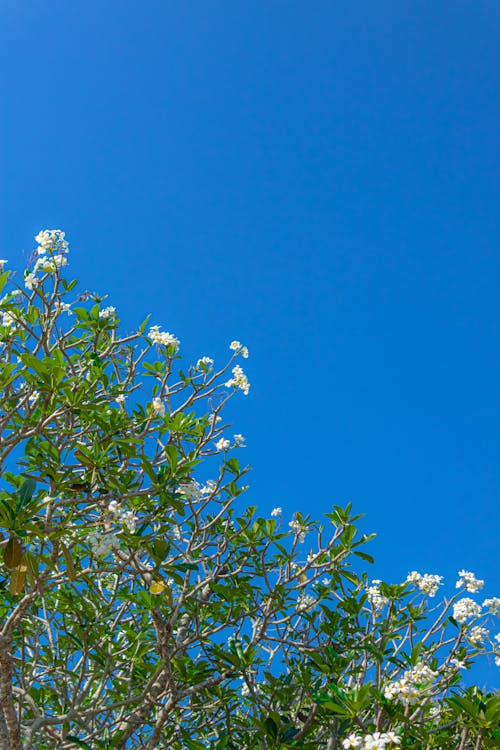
[99,305,116,319]
[289,517,306,543]
[453,597,482,623]
[34,254,67,274]
[34,229,69,256]
[55,300,72,315]
[367,580,389,611]
[87,530,119,557]
[297,593,316,611]
[108,500,137,532]
[233,433,246,447]
[406,571,443,597]
[384,662,437,706]
[229,340,249,358]
[148,325,180,351]
[225,364,250,395]
[24,272,38,290]
[215,438,230,452]
[0,260,7,272]
[482,597,500,615]
[196,356,214,371]
[151,397,165,417]
[271,507,282,517]
[468,626,489,644]
[456,570,484,593]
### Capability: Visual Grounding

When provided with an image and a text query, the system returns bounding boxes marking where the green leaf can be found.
[61,542,77,581]
[16,477,36,513]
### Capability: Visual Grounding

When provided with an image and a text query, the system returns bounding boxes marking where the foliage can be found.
[0,232,497,750]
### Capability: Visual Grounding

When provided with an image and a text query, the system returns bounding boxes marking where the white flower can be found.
[495,633,500,645]
[177,480,203,500]
[107,501,137,532]
[196,356,214,371]
[215,438,230,452]
[406,571,443,597]
[495,655,500,667]
[367,581,389,611]
[482,597,500,615]
[148,325,180,351]
[115,394,126,405]
[229,340,249,358]
[34,229,69,257]
[468,625,489,644]
[55,300,72,315]
[233,433,246,447]
[453,597,482,624]
[342,734,362,748]
[151,397,165,417]
[87,530,119,557]
[34,254,67,274]
[24,272,38,290]
[321,577,331,586]
[383,662,437,707]
[271,507,282,517]
[209,412,222,424]
[0,260,8,272]
[297,593,315,611]
[450,658,466,669]
[99,305,116,319]
[2,312,16,327]
[456,570,484,593]
[289,517,306,543]
[28,390,40,405]
[225,364,250,395]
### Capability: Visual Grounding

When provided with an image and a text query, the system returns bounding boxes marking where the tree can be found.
[0,230,498,750]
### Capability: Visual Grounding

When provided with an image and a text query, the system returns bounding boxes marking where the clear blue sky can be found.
[1,2,499,684]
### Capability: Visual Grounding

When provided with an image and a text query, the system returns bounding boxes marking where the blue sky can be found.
[1,2,499,684]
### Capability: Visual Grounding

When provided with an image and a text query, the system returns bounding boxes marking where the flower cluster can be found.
[108,500,137,532]
[289,516,306,543]
[55,300,72,315]
[151,397,165,417]
[225,364,250,395]
[87,530,119,557]
[99,306,116,320]
[196,356,214,371]
[384,662,438,706]
[297,592,316,611]
[483,597,500,615]
[468,625,489,644]
[176,479,215,500]
[148,325,180,351]
[1,311,16,327]
[453,597,482,624]
[33,229,69,277]
[35,229,69,255]
[215,437,230,452]
[367,580,389,611]
[406,570,443,597]
[456,570,484,593]
[343,732,400,749]
[229,340,249,358]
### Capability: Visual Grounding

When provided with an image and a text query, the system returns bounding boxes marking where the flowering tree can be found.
[0,231,498,750]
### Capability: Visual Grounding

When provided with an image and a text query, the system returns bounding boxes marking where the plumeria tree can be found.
[0,231,498,750]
